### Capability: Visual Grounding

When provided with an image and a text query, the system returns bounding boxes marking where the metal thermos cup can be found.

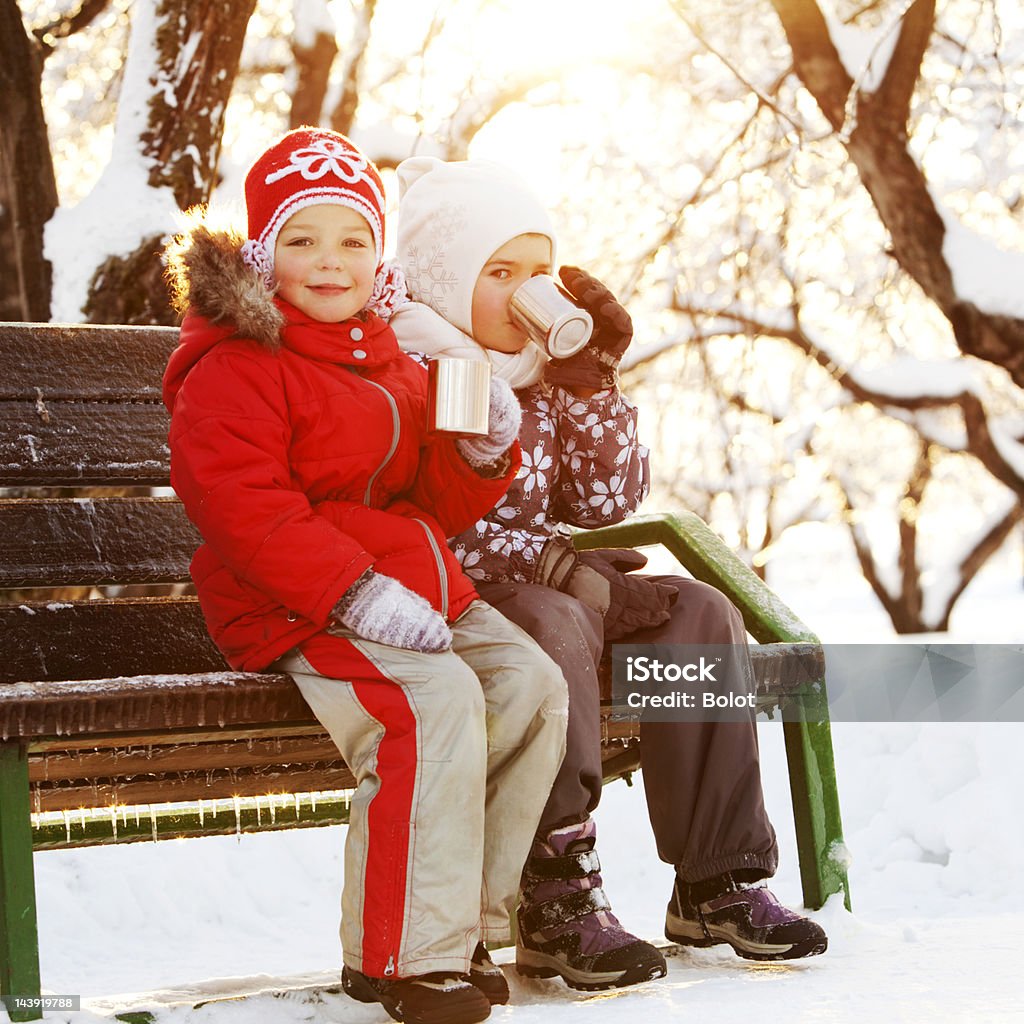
[509,275,593,358]
[427,357,491,436]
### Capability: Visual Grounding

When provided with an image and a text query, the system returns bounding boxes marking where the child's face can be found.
[273,205,377,322]
[471,233,552,353]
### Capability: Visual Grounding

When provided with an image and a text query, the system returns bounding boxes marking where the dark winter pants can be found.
[475,576,779,885]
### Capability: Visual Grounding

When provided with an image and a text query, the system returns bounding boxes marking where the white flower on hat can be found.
[265,138,371,186]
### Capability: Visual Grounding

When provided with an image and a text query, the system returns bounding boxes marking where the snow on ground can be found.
[25,529,1024,1023]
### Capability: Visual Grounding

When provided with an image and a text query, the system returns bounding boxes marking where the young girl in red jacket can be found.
[162,128,568,1024]
[389,157,828,994]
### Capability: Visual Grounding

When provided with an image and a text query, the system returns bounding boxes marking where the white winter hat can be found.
[396,157,557,338]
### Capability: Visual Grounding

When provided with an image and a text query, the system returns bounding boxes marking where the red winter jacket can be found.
[162,233,519,671]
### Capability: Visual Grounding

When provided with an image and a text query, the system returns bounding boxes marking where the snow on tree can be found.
[608,0,1023,631]
[43,0,255,324]
[771,0,1024,387]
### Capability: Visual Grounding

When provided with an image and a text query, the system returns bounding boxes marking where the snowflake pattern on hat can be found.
[402,200,467,318]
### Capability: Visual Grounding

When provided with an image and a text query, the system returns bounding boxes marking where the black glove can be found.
[577,549,676,641]
[533,535,611,618]
[534,539,675,640]
[584,547,649,574]
[544,266,633,392]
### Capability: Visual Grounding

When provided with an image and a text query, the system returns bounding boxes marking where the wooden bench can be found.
[0,323,848,1021]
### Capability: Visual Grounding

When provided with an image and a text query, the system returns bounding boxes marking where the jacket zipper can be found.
[413,518,449,619]
[359,376,401,506]
[355,375,446,617]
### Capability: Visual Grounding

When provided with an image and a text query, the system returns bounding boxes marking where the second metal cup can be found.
[509,275,593,359]
[426,357,491,436]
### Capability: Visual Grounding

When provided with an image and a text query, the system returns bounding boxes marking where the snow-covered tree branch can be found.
[771,0,1024,386]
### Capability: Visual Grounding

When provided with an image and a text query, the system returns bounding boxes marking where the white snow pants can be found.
[272,599,568,978]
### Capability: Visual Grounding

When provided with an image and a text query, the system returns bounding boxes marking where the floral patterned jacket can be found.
[450,382,650,583]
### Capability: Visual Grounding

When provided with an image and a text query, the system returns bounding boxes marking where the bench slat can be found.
[0,402,171,486]
[31,763,357,813]
[30,794,354,850]
[0,497,197,587]
[0,323,177,400]
[0,671,314,740]
[28,713,639,752]
[1,598,226,683]
[28,722,335,752]
[28,732,640,815]
[28,734,339,783]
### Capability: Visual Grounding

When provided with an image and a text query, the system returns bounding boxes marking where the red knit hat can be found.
[241,127,386,285]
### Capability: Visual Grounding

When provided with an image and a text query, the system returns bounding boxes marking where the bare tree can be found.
[82,0,256,324]
[831,432,1020,632]
[330,0,378,134]
[0,0,59,321]
[769,0,1024,386]
[631,289,1024,632]
[289,0,338,129]
[611,1,1024,632]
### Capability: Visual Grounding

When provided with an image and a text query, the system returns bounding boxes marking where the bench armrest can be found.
[571,512,818,645]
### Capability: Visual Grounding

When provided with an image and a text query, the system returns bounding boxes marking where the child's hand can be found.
[544,266,633,393]
[577,550,676,641]
[533,538,675,639]
[332,570,452,652]
[532,535,611,618]
[558,266,633,360]
[456,376,522,470]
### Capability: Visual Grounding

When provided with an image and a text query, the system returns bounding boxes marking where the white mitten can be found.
[456,377,522,468]
[332,570,452,652]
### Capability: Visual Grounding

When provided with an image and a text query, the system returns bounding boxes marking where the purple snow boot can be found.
[516,817,666,991]
[665,873,828,961]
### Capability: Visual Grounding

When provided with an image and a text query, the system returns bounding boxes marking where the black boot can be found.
[516,817,666,990]
[666,873,828,961]
[342,964,491,1023]
[466,943,509,1006]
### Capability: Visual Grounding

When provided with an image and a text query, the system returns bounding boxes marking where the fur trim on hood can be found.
[164,210,284,349]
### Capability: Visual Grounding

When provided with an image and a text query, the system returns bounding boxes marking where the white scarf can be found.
[389,300,549,390]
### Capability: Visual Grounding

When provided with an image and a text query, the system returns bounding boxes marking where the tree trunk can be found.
[84,0,257,324]
[929,502,1021,630]
[290,30,338,129]
[834,449,1019,634]
[83,232,176,325]
[839,480,929,634]
[0,0,58,322]
[329,0,377,135]
[770,0,1024,388]
[144,0,256,208]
